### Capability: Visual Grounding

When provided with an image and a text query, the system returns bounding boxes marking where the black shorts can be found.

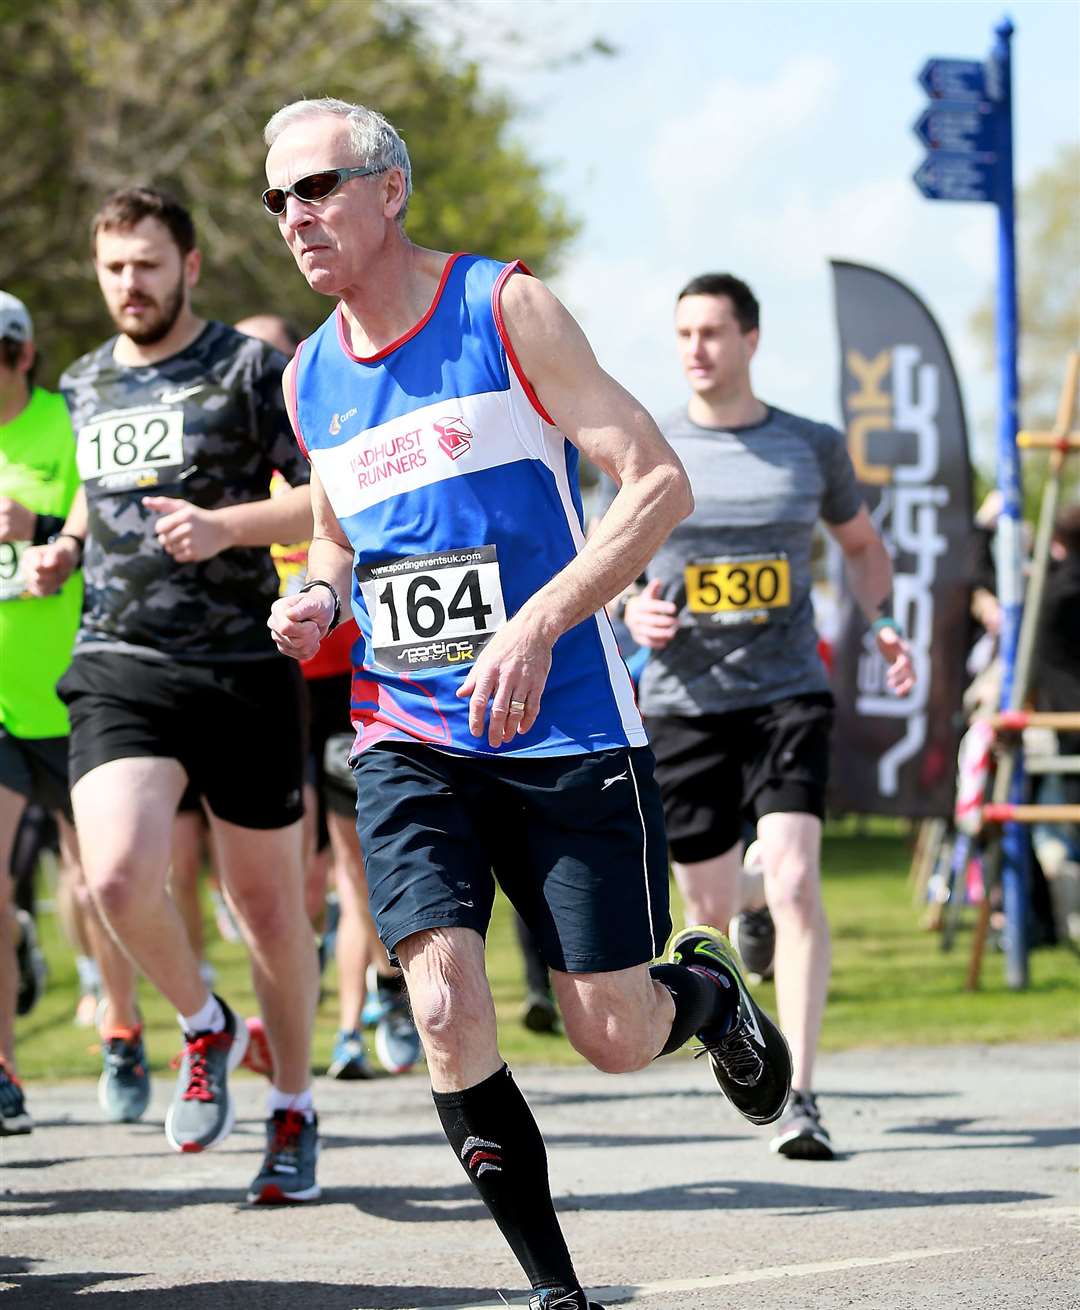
[306,673,356,822]
[0,727,72,821]
[59,651,307,830]
[351,742,671,973]
[648,692,835,864]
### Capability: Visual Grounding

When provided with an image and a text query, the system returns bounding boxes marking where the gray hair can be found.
[264,98,412,224]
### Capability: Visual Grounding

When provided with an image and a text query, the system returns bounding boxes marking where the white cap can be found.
[0,291,32,342]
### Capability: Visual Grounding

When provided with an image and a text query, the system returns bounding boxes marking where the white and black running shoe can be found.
[528,1293,604,1309]
[770,1090,834,1160]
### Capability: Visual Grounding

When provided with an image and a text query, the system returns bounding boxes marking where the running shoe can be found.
[241,1015,274,1080]
[98,1025,151,1123]
[15,910,47,1016]
[375,999,422,1074]
[770,1089,835,1160]
[729,905,776,983]
[328,1029,373,1080]
[668,925,791,1126]
[247,1109,321,1204]
[528,1293,605,1309]
[164,996,248,1153]
[521,989,560,1034]
[361,964,390,1027]
[0,1064,32,1136]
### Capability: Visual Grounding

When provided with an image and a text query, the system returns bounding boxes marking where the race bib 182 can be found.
[357,545,506,672]
[0,540,27,601]
[76,407,185,493]
[684,553,791,627]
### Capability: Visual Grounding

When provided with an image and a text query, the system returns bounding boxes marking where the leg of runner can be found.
[169,808,207,969]
[74,757,248,1146]
[72,758,204,1013]
[210,813,319,1203]
[327,808,374,1079]
[57,812,150,1123]
[755,811,829,1094]
[0,783,27,1077]
[672,845,742,933]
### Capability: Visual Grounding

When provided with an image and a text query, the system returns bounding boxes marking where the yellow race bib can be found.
[684,554,790,626]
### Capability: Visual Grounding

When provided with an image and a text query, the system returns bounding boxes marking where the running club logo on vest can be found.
[830,261,973,818]
[341,414,472,491]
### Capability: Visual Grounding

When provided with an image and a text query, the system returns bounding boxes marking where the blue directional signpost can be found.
[913,19,1028,989]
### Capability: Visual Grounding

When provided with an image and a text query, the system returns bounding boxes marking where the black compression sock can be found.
[433,1065,581,1297]
[649,962,737,1056]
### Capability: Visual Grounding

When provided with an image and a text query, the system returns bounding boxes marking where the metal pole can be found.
[990,16,1029,990]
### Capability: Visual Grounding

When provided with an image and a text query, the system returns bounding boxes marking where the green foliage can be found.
[970,146,1080,512]
[0,0,578,384]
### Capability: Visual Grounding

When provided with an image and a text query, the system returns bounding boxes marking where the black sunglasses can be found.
[261,165,386,215]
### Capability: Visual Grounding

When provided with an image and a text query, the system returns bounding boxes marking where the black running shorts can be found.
[306,672,356,821]
[59,651,307,830]
[0,727,72,821]
[647,692,835,864]
[351,742,671,972]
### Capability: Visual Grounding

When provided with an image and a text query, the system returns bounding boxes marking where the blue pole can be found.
[990,16,1029,989]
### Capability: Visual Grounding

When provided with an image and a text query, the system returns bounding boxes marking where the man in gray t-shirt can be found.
[623,273,914,1161]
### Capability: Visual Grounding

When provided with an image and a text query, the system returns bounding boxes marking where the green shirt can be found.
[0,387,82,738]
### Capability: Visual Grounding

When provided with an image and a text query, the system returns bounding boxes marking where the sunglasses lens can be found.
[293,171,342,202]
[262,189,286,215]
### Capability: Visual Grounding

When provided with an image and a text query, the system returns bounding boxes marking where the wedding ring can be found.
[509,699,527,713]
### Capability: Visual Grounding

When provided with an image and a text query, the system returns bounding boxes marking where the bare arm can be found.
[458,272,693,744]
[828,506,915,696]
[141,482,312,562]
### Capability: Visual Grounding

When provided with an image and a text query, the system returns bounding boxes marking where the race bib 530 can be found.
[357,545,506,672]
[684,554,791,626]
[77,407,185,493]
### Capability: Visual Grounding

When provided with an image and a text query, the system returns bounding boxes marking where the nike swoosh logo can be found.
[159,384,205,403]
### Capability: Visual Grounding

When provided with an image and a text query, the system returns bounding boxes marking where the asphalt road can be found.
[2,1042,1078,1309]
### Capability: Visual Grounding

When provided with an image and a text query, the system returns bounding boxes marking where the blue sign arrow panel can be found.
[914,102,998,154]
[918,58,987,102]
[914,152,998,203]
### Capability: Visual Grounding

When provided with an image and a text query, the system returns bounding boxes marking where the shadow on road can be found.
[0,1259,495,1309]
[1,1176,1049,1223]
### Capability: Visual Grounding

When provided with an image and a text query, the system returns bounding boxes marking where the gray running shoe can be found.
[247,1110,321,1204]
[668,925,792,1126]
[0,1065,32,1135]
[98,1026,151,1123]
[15,910,47,1016]
[375,1000,422,1074]
[730,905,776,983]
[770,1089,835,1160]
[164,996,248,1154]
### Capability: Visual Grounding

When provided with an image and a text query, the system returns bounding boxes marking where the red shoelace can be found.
[173,1031,231,1102]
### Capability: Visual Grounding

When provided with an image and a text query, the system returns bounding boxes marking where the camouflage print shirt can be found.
[61,322,309,661]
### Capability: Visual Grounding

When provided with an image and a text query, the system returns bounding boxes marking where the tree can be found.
[0,0,579,381]
[971,145,1080,512]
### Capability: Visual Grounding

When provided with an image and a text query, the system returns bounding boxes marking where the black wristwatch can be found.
[298,578,341,633]
[47,531,86,566]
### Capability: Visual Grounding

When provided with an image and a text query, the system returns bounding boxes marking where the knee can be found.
[766,855,822,920]
[89,865,144,923]
[229,883,299,944]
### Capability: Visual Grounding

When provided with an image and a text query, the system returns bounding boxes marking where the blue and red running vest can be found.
[292,252,645,758]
